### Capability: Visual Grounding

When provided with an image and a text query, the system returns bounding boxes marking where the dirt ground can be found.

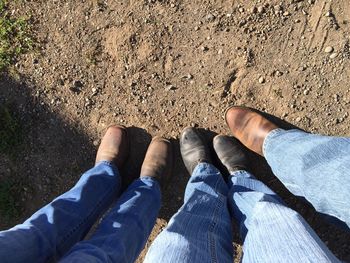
[1,0,350,261]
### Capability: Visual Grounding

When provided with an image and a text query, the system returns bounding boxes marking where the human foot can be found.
[213,135,249,173]
[140,136,173,187]
[225,106,278,156]
[180,127,212,174]
[95,125,129,167]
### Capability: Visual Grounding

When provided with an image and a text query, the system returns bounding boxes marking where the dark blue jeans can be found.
[0,161,161,263]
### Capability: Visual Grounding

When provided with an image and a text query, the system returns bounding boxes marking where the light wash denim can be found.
[229,170,340,263]
[0,161,161,263]
[144,163,340,263]
[144,163,234,263]
[263,129,350,229]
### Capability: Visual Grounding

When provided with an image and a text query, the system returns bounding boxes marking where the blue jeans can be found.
[0,129,348,262]
[264,129,350,229]
[144,164,340,263]
[145,129,348,262]
[0,161,161,263]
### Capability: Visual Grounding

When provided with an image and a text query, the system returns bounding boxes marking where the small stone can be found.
[333,94,339,102]
[218,49,223,55]
[166,84,176,91]
[283,11,290,16]
[324,46,334,53]
[74,80,84,88]
[258,76,265,84]
[275,70,283,77]
[200,46,209,52]
[69,86,80,93]
[299,65,307,71]
[303,89,310,95]
[206,13,215,21]
[181,74,193,80]
[194,26,199,31]
[325,11,332,17]
[329,53,338,59]
[296,117,302,122]
[257,6,264,14]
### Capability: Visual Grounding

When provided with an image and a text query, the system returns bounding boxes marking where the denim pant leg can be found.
[263,129,350,228]
[229,170,340,263]
[60,176,161,263]
[144,163,233,263]
[0,161,121,263]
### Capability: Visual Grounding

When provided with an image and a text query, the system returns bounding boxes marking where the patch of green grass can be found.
[0,105,22,156]
[0,0,33,71]
[0,177,21,221]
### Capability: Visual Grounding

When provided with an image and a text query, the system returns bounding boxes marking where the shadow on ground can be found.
[0,74,349,261]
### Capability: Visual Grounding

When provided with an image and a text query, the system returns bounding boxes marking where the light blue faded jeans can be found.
[0,161,161,263]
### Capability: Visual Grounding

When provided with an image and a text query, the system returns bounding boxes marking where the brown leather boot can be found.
[140,136,173,187]
[180,127,212,175]
[95,125,129,167]
[213,135,249,173]
[225,106,278,156]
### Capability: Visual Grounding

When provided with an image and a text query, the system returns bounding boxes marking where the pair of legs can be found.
[0,126,173,262]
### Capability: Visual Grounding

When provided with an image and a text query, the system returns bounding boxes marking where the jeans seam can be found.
[57,176,120,257]
[207,178,224,263]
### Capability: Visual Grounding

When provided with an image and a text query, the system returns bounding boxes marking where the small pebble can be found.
[258,76,265,84]
[275,70,283,77]
[166,85,176,91]
[324,46,334,53]
[206,13,215,21]
[329,53,338,59]
[257,6,264,14]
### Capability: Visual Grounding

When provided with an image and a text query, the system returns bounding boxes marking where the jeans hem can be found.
[192,162,216,175]
[230,170,250,177]
[262,128,285,157]
[139,176,161,191]
[95,160,119,171]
